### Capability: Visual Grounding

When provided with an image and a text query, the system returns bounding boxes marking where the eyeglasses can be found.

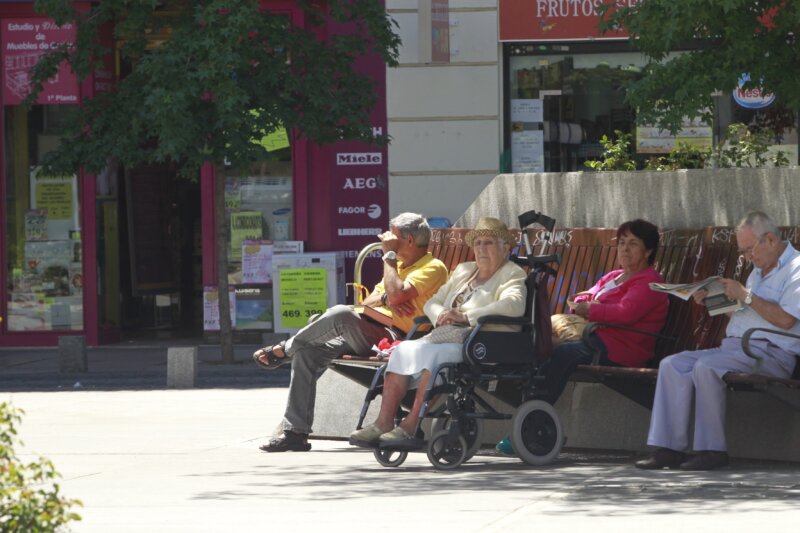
[738,235,765,257]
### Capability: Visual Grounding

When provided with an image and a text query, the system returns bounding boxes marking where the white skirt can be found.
[385,339,463,388]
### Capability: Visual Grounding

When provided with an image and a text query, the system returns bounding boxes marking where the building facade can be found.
[0,0,390,346]
[389,1,798,217]
[4,1,795,346]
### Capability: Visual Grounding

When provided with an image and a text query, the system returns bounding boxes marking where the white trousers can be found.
[647,337,796,452]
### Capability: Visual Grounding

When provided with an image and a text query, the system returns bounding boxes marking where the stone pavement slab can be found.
[4,388,800,533]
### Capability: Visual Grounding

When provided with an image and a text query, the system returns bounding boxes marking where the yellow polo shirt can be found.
[372,252,448,334]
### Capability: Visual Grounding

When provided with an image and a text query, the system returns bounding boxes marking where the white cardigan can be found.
[424,260,527,332]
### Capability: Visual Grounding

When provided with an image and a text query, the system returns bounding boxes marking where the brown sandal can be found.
[252,341,289,370]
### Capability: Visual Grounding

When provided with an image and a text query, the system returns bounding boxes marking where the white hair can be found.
[737,211,779,239]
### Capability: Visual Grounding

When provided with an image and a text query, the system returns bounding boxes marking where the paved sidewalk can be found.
[0,342,288,391]
[5,386,800,533]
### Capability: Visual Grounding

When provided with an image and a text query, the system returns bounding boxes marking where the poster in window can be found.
[25,209,48,241]
[241,239,273,284]
[511,130,545,172]
[230,211,263,261]
[511,99,543,123]
[235,287,273,330]
[24,240,73,297]
[278,269,327,328]
[636,117,713,154]
[203,287,236,331]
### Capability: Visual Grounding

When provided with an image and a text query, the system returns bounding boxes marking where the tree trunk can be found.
[214,167,236,364]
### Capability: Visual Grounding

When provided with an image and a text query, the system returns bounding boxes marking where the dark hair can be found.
[616,219,660,265]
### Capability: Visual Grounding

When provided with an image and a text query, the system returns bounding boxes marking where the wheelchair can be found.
[352,210,564,470]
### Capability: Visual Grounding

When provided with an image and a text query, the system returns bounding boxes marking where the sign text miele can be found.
[336,152,383,165]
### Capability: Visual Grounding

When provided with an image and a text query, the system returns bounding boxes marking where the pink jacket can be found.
[574,266,668,367]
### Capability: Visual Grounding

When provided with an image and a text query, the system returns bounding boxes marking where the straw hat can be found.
[465,217,516,247]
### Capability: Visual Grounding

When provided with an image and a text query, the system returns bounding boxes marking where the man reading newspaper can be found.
[636,211,800,471]
[649,276,741,316]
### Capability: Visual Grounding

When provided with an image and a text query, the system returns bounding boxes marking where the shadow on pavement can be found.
[188,449,800,515]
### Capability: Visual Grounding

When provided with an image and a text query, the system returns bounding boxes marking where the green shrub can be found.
[1,402,81,532]
[645,142,712,171]
[601,122,790,172]
[584,130,636,171]
[713,123,790,168]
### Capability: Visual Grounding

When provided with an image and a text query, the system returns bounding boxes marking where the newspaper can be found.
[649,276,742,316]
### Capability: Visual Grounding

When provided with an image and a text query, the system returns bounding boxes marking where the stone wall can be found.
[456,168,800,229]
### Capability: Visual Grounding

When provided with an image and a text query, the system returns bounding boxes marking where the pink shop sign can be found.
[2,18,79,105]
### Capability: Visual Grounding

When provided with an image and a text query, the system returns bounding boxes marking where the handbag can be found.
[418,324,474,345]
[550,313,587,345]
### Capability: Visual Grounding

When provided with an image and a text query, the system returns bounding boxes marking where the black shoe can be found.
[253,342,290,370]
[634,447,687,470]
[259,431,311,452]
[679,451,729,471]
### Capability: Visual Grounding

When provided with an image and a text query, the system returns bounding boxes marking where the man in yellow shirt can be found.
[254,213,448,452]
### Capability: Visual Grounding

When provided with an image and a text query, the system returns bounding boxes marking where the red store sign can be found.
[2,18,79,105]
[499,0,638,42]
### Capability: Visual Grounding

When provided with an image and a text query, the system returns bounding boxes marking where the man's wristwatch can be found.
[382,251,397,262]
[744,289,753,305]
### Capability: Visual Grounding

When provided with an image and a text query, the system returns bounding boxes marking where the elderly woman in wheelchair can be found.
[349,217,527,455]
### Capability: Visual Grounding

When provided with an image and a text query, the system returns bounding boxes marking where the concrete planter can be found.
[457,167,800,229]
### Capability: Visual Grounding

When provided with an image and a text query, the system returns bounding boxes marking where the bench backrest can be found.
[428,225,800,366]
[429,228,474,270]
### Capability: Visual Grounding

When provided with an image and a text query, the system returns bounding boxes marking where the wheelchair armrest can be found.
[471,315,528,338]
[475,315,528,327]
[582,322,677,365]
[742,327,800,361]
[406,315,433,339]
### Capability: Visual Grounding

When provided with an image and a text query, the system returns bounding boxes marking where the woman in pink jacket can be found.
[541,218,669,402]
[497,218,669,455]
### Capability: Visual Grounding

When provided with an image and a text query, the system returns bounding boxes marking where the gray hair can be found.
[736,210,779,239]
[390,212,431,248]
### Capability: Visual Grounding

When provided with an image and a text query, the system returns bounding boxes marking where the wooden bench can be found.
[331,225,800,411]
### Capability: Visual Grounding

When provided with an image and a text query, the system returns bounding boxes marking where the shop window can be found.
[509,51,655,172]
[4,105,83,331]
[220,149,293,333]
[507,46,798,170]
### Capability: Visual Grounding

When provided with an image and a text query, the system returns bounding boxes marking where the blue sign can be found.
[733,74,775,109]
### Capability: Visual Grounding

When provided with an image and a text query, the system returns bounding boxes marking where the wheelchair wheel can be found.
[373,448,408,468]
[510,400,563,466]
[426,430,468,470]
[431,416,484,461]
